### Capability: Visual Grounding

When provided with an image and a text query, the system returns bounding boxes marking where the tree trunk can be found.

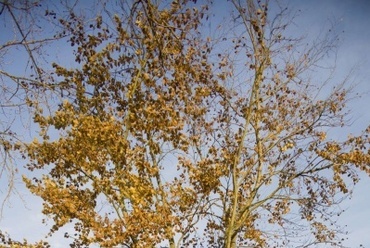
[224,231,237,248]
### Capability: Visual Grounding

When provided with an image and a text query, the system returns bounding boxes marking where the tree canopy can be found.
[1,0,369,247]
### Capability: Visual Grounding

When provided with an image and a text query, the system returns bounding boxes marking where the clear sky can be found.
[0,0,369,247]
[297,1,370,247]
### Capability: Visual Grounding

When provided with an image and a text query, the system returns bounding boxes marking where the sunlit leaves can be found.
[12,0,370,248]
[22,0,216,247]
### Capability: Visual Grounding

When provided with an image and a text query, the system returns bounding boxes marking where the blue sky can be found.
[0,0,370,247]
[284,1,370,246]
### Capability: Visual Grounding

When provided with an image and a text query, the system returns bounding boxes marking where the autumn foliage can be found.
[1,0,370,247]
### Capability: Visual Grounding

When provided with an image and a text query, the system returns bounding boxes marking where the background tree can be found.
[0,0,72,210]
[1,0,369,248]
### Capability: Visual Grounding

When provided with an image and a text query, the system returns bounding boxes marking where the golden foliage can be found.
[3,0,369,248]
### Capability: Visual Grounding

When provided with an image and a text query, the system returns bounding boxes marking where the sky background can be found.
[292,1,370,247]
[0,0,370,247]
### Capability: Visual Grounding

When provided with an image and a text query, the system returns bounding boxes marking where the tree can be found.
[197,1,370,247]
[23,0,214,247]
[3,0,370,247]
[0,0,71,210]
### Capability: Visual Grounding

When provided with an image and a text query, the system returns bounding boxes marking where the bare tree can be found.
[0,0,75,213]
